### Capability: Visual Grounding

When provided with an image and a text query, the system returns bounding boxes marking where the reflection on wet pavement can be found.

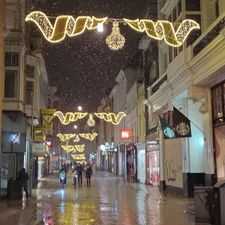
[33,172,195,225]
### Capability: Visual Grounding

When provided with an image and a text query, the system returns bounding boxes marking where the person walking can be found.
[77,163,83,187]
[72,167,78,188]
[59,166,67,188]
[18,168,29,198]
[86,164,93,187]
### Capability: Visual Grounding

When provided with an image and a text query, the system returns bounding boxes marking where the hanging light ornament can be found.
[106,21,125,50]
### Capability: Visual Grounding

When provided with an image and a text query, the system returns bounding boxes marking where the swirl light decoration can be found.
[54,111,88,125]
[57,133,76,142]
[79,132,98,141]
[94,112,126,125]
[123,18,200,47]
[73,135,80,143]
[25,11,107,43]
[25,11,200,47]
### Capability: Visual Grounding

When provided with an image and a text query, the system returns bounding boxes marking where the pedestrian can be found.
[86,164,93,187]
[59,166,67,188]
[18,168,29,198]
[76,163,83,187]
[72,167,78,188]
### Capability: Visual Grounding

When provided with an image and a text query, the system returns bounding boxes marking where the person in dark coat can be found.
[86,164,93,187]
[76,163,83,187]
[18,168,29,198]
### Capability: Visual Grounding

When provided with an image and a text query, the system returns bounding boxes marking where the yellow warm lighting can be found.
[54,111,88,125]
[25,11,107,43]
[123,18,200,47]
[94,112,126,125]
[57,133,76,142]
[79,132,98,141]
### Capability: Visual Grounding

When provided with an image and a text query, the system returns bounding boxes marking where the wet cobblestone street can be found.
[33,171,195,225]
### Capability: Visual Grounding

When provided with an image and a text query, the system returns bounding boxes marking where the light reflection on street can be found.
[33,172,195,225]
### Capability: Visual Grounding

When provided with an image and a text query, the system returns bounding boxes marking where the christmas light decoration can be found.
[57,133,76,142]
[79,132,98,141]
[25,11,200,47]
[61,144,85,153]
[71,154,86,160]
[54,111,88,125]
[106,21,125,50]
[25,11,108,43]
[61,145,74,152]
[94,112,126,125]
[73,135,80,143]
[123,18,200,47]
[87,114,95,127]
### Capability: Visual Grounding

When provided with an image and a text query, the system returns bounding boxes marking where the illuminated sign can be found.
[121,129,132,140]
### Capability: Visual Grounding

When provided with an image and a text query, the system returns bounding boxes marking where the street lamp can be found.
[77,106,82,111]
[74,125,78,130]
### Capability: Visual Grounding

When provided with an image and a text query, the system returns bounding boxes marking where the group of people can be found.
[59,163,93,188]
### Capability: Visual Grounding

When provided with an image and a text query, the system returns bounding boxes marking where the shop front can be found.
[146,129,160,186]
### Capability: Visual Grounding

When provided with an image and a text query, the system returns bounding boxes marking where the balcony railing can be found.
[193,14,225,56]
[150,73,167,95]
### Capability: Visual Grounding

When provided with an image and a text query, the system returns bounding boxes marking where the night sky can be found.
[30,0,149,112]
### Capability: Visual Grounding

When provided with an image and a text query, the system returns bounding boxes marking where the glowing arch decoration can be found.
[94,112,126,125]
[79,132,98,141]
[54,111,88,125]
[123,18,200,47]
[25,11,108,43]
[25,11,200,48]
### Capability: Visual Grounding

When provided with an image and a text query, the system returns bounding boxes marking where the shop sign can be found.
[32,143,46,156]
[121,129,132,140]
[34,127,46,142]
[40,108,56,131]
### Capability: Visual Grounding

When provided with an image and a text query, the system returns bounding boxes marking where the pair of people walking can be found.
[72,163,93,188]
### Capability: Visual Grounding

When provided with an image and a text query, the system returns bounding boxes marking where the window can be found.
[5,52,19,66]
[4,70,17,98]
[4,52,19,98]
[26,65,35,105]
[185,0,200,11]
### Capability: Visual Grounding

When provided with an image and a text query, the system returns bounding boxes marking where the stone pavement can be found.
[0,196,37,225]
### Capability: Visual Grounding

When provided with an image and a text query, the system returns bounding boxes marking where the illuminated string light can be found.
[123,18,200,47]
[25,11,108,43]
[106,21,125,50]
[87,114,95,127]
[79,133,98,141]
[94,112,126,125]
[54,111,88,125]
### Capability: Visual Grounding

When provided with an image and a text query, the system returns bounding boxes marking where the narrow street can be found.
[33,171,195,225]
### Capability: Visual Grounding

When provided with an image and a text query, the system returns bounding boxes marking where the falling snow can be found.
[29,0,149,111]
